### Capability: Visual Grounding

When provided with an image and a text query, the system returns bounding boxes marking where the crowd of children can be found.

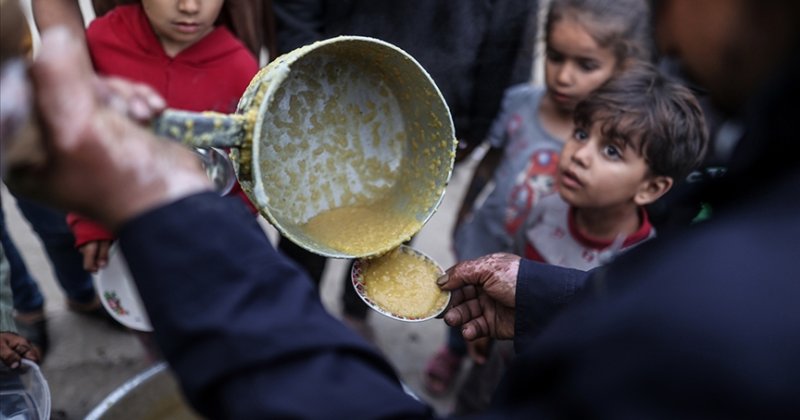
[426,0,658,405]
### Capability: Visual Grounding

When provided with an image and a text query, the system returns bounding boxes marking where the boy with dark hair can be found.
[518,64,708,269]
[454,63,709,415]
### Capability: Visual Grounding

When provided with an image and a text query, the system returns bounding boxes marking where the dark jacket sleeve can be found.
[496,190,800,418]
[118,193,431,419]
[514,259,590,354]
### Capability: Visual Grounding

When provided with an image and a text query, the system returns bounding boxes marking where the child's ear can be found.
[634,175,673,206]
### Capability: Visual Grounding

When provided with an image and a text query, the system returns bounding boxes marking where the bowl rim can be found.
[247,35,456,260]
[92,244,153,332]
[351,245,451,322]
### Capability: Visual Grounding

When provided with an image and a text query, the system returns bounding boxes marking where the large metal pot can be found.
[154,36,456,259]
[84,363,199,420]
[87,362,422,419]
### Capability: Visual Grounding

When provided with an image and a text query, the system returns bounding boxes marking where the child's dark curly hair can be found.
[573,64,709,181]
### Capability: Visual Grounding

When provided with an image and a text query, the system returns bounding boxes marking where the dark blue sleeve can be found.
[117,193,432,419]
[515,259,590,354]
[497,199,800,418]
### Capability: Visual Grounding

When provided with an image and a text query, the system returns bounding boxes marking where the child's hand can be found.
[94,75,166,123]
[0,332,41,369]
[79,239,112,272]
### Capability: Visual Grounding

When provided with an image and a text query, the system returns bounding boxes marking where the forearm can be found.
[31,0,86,38]
[455,146,503,226]
[118,193,430,418]
[515,259,591,354]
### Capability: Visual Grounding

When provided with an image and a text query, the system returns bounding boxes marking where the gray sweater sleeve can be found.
[0,243,18,333]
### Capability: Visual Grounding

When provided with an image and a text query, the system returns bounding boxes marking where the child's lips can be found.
[551,90,572,104]
[173,21,201,33]
[559,169,583,189]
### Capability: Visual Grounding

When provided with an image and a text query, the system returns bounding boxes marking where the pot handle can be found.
[152,109,249,148]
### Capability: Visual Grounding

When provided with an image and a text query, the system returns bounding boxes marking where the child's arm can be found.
[66,213,114,272]
[77,239,112,273]
[453,84,529,236]
[453,145,503,234]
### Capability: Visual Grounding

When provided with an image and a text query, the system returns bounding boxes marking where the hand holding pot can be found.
[3,28,211,230]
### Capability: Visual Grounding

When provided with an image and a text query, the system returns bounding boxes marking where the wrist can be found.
[86,113,212,230]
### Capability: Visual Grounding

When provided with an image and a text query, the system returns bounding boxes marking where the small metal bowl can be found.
[351,245,450,322]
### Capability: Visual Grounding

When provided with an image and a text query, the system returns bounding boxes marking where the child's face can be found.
[545,17,618,113]
[142,0,225,57]
[557,123,668,209]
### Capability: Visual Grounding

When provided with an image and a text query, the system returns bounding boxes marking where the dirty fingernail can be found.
[436,273,448,286]
[462,326,472,339]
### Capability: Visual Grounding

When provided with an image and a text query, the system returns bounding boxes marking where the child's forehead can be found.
[584,114,646,149]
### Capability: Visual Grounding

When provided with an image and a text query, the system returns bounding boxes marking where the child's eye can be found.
[579,60,600,72]
[573,129,589,141]
[603,145,622,159]
[546,49,565,62]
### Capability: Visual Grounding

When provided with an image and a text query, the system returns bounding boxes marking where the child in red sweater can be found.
[68,0,259,272]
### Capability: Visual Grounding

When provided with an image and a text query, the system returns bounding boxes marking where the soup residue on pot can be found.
[360,248,447,319]
[298,200,421,256]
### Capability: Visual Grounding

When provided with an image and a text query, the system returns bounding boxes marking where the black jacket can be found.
[273,0,539,147]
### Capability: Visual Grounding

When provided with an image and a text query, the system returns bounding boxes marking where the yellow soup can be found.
[361,248,447,318]
[299,204,421,255]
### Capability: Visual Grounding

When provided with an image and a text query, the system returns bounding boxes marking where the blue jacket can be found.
[120,195,431,418]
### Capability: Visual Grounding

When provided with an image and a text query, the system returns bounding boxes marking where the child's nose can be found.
[555,63,574,86]
[570,142,591,166]
[178,0,200,13]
